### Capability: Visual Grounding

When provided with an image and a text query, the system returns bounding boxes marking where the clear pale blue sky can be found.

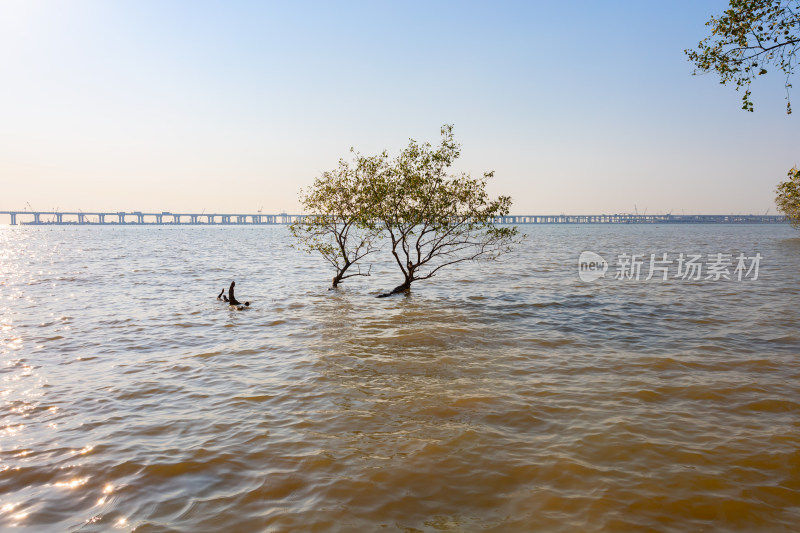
[0,0,797,214]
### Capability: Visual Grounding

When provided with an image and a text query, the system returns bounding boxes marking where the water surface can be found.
[1,225,799,532]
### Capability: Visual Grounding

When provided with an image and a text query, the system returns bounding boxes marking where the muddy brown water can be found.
[1,225,798,532]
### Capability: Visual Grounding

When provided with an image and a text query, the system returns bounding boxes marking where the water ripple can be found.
[0,225,798,531]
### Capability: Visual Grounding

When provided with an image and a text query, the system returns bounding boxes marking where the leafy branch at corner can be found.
[686,0,799,113]
[776,167,800,227]
[291,125,522,295]
[687,2,800,228]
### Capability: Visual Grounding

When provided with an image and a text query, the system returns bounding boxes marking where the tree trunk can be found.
[377,278,412,298]
[331,262,350,289]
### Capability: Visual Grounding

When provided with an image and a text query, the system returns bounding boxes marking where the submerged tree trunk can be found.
[331,261,351,289]
[377,278,412,298]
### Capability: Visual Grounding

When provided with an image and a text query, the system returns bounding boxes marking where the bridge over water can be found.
[0,210,297,225]
[0,211,788,225]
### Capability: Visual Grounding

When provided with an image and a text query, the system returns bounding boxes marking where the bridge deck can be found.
[0,211,788,225]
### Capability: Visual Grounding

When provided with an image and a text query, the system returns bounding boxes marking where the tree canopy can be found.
[776,167,800,227]
[291,125,521,295]
[289,155,381,288]
[364,125,520,296]
[686,0,800,113]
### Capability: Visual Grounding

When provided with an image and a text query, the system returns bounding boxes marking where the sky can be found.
[0,0,797,215]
